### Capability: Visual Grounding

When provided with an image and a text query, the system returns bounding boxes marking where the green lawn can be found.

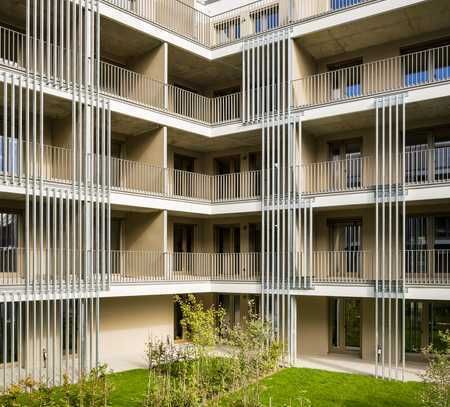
[108,367,426,407]
[109,369,149,407]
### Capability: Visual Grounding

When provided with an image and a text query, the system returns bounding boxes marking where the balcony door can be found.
[330,298,361,354]
[434,216,450,275]
[405,215,428,277]
[0,212,20,281]
[110,219,122,277]
[405,133,429,183]
[329,220,362,278]
[214,225,240,277]
[327,58,363,100]
[434,134,450,182]
[329,140,362,190]
[218,294,241,328]
[249,151,262,197]
[173,223,197,274]
[214,155,241,200]
[174,154,196,198]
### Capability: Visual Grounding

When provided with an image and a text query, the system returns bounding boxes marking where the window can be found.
[401,38,450,87]
[251,5,279,34]
[0,135,19,174]
[0,212,19,274]
[214,17,240,43]
[405,301,423,353]
[434,134,450,181]
[429,303,450,349]
[331,0,364,11]
[62,300,79,355]
[0,303,20,364]
[405,215,427,275]
[434,216,450,276]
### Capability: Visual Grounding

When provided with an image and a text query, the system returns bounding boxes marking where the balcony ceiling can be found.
[0,0,26,30]
[168,46,241,94]
[101,17,162,65]
[303,94,450,137]
[111,111,161,136]
[168,128,260,152]
[298,0,450,60]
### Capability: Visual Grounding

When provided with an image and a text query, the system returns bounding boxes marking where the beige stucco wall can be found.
[100,295,174,370]
[168,214,261,252]
[167,143,261,174]
[129,43,166,83]
[297,296,329,356]
[124,211,165,251]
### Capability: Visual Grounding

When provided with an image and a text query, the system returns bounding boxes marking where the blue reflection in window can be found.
[435,66,450,81]
[331,0,364,10]
[405,70,429,86]
[346,83,362,97]
[254,7,279,33]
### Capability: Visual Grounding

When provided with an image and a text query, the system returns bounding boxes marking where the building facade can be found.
[1,0,450,387]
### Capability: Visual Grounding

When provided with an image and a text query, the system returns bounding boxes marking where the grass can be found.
[224,368,426,407]
[107,367,426,407]
[108,369,149,407]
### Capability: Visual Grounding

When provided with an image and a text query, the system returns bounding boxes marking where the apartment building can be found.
[0,0,450,388]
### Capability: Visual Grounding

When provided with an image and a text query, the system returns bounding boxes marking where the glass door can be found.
[330,298,361,353]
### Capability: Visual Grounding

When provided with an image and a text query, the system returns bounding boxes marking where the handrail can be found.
[111,251,261,283]
[311,250,374,283]
[3,248,450,286]
[2,140,450,199]
[293,44,450,108]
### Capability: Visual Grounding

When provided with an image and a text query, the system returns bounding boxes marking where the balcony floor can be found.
[295,353,426,381]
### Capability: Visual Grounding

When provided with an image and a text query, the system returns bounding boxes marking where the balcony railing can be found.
[405,249,450,285]
[310,250,374,284]
[0,26,242,125]
[110,251,261,283]
[0,248,110,287]
[100,61,241,124]
[405,146,450,185]
[105,0,211,46]
[110,157,261,202]
[301,156,373,194]
[103,0,377,48]
[299,147,450,194]
[293,44,450,108]
[3,248,450,287]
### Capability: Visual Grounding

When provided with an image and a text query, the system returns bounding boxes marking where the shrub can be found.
[421,330,450,407]
[0,365,112,407]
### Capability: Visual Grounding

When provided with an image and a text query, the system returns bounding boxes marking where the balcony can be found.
[2,248,450,287]
[100,61,241,125]
[111,251,261,283]
[103,0,378,48]
[0,26,242,125]
[405,249,450,285]
[299,250,374,285]
[300,146,450,195]
[0,140,262,203]
[293,44,450,108]
[0,249,261,286]
[110,157,262,202]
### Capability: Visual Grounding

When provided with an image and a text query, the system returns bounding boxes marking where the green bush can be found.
[0,365,112,407]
